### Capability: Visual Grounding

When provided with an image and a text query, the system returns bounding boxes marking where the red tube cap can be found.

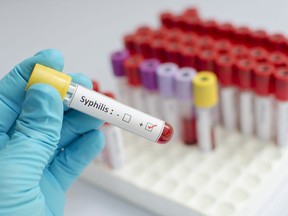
[251,30,269,47]
[135,34,153,58]
[216,22,235,39]
[182,7,199,17]
[166,28,184,43]
[235,58,255,89]
[268,34,286,52]
[183,16,202,33]
[275,67,288,101]
[253,63,275,96]
[181,32,199,46]
[180,45,199,68]
[136,26,153,36]
[214,39,233,54]
[124,55,143,86]
[150,38,167,62]
[164,42,182,64]
[152,28,168,40]
[160,12,175,28]
[250,47,269,63]
[234,26,252,45]
[197,35,215,49]
[230,44,249,59]
[197,49,217,71]
[215,55,235,86]
[124,34,137,54]
[201,19,218,37]
[268,52,288,68]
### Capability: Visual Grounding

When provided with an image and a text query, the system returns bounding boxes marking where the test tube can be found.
[175,67,197,145]
[215,55,237,130]
[235,58,255,136]
[26,64,174,144]
[123,55,145,111]
[111,50,130,104]
[193,72,219,151]
[253,63,275,141]
[157,63,179,140]
[100,92,125,169]
[140,59,161,117]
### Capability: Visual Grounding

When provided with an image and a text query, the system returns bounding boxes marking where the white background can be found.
[1,0,288,215]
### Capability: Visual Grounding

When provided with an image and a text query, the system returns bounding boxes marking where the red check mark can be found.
[148,124,157,129]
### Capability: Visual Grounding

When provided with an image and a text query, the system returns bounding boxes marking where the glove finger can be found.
[49,130,104,191]
[0,84,63,192]
[0,49,64,133]
[59,73,103,148]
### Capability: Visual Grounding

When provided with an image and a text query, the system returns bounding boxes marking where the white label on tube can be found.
[161,97,178,138]
[101,125,125,169]
[220,87,237,130]
[196,108,214,152]
[69,85,165,142]
[276,101,288,147]
[239,91,254,136]
[144,91,160,117]
[255,95,274,141]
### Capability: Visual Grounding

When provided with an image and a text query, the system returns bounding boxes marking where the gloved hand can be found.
[0,49,105,216]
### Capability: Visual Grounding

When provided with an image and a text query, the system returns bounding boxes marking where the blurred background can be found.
[1,0,288,215]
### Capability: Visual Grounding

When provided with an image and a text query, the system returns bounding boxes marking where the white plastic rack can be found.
[81,127,288,216]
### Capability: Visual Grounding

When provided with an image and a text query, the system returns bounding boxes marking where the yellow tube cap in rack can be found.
[193,71,218,108]
[26,64,72,100]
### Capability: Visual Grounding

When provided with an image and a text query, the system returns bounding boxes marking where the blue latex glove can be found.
[0,49,105,216]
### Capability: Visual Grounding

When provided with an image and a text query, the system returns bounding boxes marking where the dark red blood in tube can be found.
[216,22,235,40]
[250,47,269,63]
[160,12,175,28]
[253,63,275,96]
[164,42,182,64]
[201,19,218,37]
[235,58,255,89]
[124,34,138,54]
[181,118,197,145]
[268,52,288,68]
[135,34,153,58]
[214,39,233,54]
[150,39,166,62]
[274,67,288,101]
[157,122,174,144]
[230,44,249,59]
[124,55,143,87]
[251,30,269,48]
[180,46,199,68]
[268,34,286,51]
[215,55,235,86]
[197,49,217,71]
[103,92,116,99]
[92,80,100,92]
[234,26,252,45]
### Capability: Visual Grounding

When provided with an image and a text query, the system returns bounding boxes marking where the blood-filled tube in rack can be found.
[235,58,255,136]
[175,67,197,145]
[215,55,237,131]
[193,72,218,151]
[253,63,275,141]
[123,55,145,111]
[157,63,179,139]
[26,64,174,144]
[111,50,130,104]
[274,68,288,147]
[140,59,161,117]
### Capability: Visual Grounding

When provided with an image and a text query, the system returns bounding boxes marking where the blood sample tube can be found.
[197,35,215,50]
[230,44,249,59]
[251,30,269,48]
[100,92,125,169]
[250,47,269,63]
[183,16,202,33]
[268,52,288,68]
[182,7,199,18]
[136,25,153,36]
[166,28,184,43]
[150,38,167,62]
[235,58,255,135]
[215,55,237,130]
[26,64,174,143]
[157,63,179,139]
[175,67,197,144]
[216,22,235,40]
[140,59,161,117]
[111,50,130,104]
[214,39,233,55]
[181,32,199,47]
[268,34,287,52]
[160,12,175,28]
[201,19,218,37]
[135,34,152,58]
[124,55,145,111]
[152,29,168,40]
[124,34,137,54]
[197,49,217,71]
[164,42,182,64]
[253,63,275,141]
[193,72,219,151]
[180,45,199,68]
[234,26,252,45]
[274,67,288,146]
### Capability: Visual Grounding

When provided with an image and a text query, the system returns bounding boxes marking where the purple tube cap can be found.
[111,50,130,77]
[140,59,160,90]
[175,67,197,101]
[156,62,178,97]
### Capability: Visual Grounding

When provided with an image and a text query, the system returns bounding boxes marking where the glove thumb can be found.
[2,84,63,190]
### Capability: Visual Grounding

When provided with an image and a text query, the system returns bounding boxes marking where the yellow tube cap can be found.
[26,64,72,100]
[193,71,218,108]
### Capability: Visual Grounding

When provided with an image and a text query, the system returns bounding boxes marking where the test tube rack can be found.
[81,127,288,216]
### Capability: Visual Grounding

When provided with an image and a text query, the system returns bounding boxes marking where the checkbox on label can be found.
[145,122,157,132]
[122,114,132,123]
